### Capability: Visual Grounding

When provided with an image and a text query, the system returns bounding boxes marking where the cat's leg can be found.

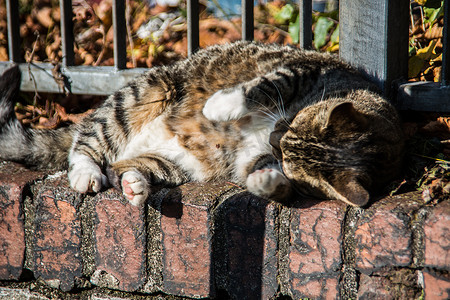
[203,67,299,122]
[68,152,108,193]
[202,87,248,121]
[244,154,292,202]
[68,128,111,193]
[67,118,117,193]
[107,154,188,206]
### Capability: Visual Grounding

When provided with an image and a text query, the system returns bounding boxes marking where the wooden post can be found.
[339,0,409,98]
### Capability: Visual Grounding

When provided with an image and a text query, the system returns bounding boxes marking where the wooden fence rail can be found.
[0,0,449,108]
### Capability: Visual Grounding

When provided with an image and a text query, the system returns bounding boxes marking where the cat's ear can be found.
[327,178,370,207]
[323,102,368,131]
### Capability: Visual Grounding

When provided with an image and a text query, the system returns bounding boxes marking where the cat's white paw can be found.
[203,88,248,121]
[69,163,107,193]
[121,170,149,206]
[246,168,290,197]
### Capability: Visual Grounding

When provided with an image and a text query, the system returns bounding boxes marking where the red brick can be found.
[358,269,421,299]
[215,193,278,300]
[423,270,450,299]
[358,274,393,300]
[291,277,339,299]
[160,182,235,299]
[355,193,421,273]
[34,174,82,292]
[288,199,346,298]
[93,189,146,292]
[424,200,450,269]
[0,162,44,280]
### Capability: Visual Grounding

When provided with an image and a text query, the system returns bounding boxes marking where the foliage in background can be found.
[409,0,445,82]
[0,0,343,68]
[0,0,445,77]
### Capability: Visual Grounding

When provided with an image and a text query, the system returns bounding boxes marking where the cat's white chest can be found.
[117,115,206,181]
[233,115,277,181]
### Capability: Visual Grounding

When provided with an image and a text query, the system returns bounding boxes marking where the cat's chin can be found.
[290,180,370,207]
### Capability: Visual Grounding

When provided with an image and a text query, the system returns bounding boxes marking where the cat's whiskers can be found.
[251,86,290,127]
[320,85,327,101]
[268,80,288,120]
[244,96,280,123]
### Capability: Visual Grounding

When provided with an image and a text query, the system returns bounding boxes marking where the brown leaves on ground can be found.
[0,0,294,68]
[397,112,450,202]
[15,100,94,129]
[409,0,445,82]
[420,117,450,138]
[418,162,450,204]
[416,116,450,158]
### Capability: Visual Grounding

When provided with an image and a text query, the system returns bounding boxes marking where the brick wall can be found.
[0,161,449,299]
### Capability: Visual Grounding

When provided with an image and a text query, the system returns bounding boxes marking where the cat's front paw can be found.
[121,171,149,206]
[246,168,291,200]
[203,88,248,121]
[69,164,108,193]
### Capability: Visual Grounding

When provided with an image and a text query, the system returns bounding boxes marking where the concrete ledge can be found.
[0,161,449,299]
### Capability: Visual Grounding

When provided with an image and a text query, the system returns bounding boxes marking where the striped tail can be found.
[0,65,73,170]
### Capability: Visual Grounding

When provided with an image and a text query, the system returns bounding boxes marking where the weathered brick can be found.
[0,162,44,280]
[424,200,450,269]
[423,270,450,299]
[0,287,49,299]
[288,199,346,299]
[358,269,421,299]
[358,274,393,300]
[160,182,236,299]
[34,174,82,292]
[212,192,278,300]
[291,277,339,300]
[355,193,421,273]
[93,189,146,292]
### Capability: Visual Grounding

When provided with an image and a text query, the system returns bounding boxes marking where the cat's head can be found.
[271,100,404,207]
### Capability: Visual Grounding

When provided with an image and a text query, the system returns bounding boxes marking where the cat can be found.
[0,41,404,207]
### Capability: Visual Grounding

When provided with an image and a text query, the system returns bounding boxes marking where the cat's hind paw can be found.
[203,88,248,121]
[246,168,291,200]
[121,170,149,206]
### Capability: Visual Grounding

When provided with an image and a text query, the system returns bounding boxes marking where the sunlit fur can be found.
[0,41,404,206]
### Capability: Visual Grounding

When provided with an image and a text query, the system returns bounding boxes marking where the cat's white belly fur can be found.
[117,115,206,181]
[233,116,276,182]
[202,87,279,182]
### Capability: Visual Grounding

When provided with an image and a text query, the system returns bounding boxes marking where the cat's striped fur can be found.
[0,41,404,206]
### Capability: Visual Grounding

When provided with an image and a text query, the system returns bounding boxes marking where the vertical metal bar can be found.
[60,0,75,66]
[299,0,312,49]
[187,0,199,56]
[242,0,254,41]
[113,0,127,70]
[6,0,21,62]
[340,0,409,97]
[442,0,449,85]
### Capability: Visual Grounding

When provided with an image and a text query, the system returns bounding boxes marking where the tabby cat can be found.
[0,41,404,206]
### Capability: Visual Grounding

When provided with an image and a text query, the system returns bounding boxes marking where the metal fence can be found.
[0,0,449,109]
